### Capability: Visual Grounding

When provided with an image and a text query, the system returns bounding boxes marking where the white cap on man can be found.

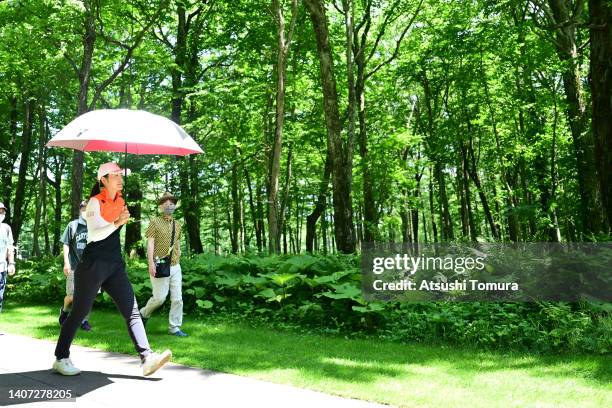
[0,202,6,210]
[97,162,131,181]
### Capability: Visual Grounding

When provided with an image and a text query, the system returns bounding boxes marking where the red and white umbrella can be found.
[47,109,203,156]
[47,109,203,201]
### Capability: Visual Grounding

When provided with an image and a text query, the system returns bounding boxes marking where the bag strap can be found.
[167,220,176,257]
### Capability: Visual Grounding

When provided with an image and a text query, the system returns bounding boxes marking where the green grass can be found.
[1,302,610,407]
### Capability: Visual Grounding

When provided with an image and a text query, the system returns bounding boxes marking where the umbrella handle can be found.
[124,143,128,202]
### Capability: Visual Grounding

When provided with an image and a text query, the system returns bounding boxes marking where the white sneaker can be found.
[52,358,81,376]
[142,349,172,376]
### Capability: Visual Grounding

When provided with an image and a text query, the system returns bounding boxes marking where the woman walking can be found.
[53,162,171,377]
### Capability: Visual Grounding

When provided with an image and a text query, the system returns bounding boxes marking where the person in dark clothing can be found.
[59,200,92,331]
[53,162,172,377]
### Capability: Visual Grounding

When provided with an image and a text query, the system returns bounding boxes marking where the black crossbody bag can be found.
[154,220,175,278]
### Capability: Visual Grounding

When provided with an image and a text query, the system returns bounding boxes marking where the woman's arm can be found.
[85,198,118,242]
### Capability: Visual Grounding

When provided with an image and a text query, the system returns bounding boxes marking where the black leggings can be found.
[54,259,152,361]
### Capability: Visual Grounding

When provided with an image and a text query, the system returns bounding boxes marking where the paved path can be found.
[0,333,386,408]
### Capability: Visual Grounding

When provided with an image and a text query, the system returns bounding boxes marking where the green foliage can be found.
[8,254,610,354]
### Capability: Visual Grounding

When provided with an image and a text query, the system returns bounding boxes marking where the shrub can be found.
[7,253,610,354]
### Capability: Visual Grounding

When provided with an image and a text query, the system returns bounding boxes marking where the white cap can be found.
[0,202,6,210]
[97,162,131,181]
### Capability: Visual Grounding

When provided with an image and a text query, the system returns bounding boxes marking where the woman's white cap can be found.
[97,162,131,181]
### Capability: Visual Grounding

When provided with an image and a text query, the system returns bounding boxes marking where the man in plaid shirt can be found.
[139,192,188,337]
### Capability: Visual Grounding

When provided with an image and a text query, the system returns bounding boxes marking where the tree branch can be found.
[364,0,401,65]
[89,0,170,109]
[284,0,299,55]
[154,22,174,49]
[365,0,424,80]
[354,0,372,33]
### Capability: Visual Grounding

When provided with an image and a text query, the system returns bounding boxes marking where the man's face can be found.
[0,209,5,216]
[159,200,176,214]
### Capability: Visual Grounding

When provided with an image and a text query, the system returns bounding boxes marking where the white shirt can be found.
[85,198,118,243]
[0,223,14,272]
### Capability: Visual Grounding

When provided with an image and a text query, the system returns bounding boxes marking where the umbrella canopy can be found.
[46,109,203,156]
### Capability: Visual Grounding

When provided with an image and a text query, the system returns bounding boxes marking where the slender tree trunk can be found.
[13,98,35,242]
[433,162,453,241]
[49,153,64,256]
[306,151,332,252]
[357,58,376,242]
[461,144,477,241]
[466,149,499,240]
[400,189,412,243]
[2,97,19,225]
[464,136,498,240]
[458,155,469,239]
[231,159,240,254]
[213,189,220,254]
[295,192,302,252]
[589,0,612,231]
[244,167,262,251]
[267,4,284,253]
[33,105,47,257]
[240,186,247,252]
[412,186,420,244]
[428,168,438,242]
[125,181,144,257]
[480,46,518,241]
[278,145,293,251]
[71,0,96,218]
[256,177,266,251]
[268,0,297,254]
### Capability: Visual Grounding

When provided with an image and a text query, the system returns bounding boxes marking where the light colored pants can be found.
[66,270,89,322]
[140,264,183,333]
[66,271,75,295]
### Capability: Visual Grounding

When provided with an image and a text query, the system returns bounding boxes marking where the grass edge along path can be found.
[0,303,610,408]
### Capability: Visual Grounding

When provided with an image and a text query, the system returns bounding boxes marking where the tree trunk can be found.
[295,191,302,252]
[589,0,612,231]
[212,188,220,254]
[48,153,64,256]
[354,3,377,244]
[268,0,297,254]
[1,97,19,226]
[304,0,356,253]
[428,168,438,242]
[547,0,605,235]
[125,179,144,257]
[411,187,420,244]
[71,0,96,218]
[257,177,266,251]
[466,144,499,240]
[278,145,293,251]
[433,161,453,241]
[231,159,240,254]
[33,105,47,257]
[171,3,203,253]
[458,154,469,239]
[306,151,332,252]
[479,45,519,242]
[400,189,412,243]
[12,98,35,243]
[459,143,477,241]
[244,166,262,252]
